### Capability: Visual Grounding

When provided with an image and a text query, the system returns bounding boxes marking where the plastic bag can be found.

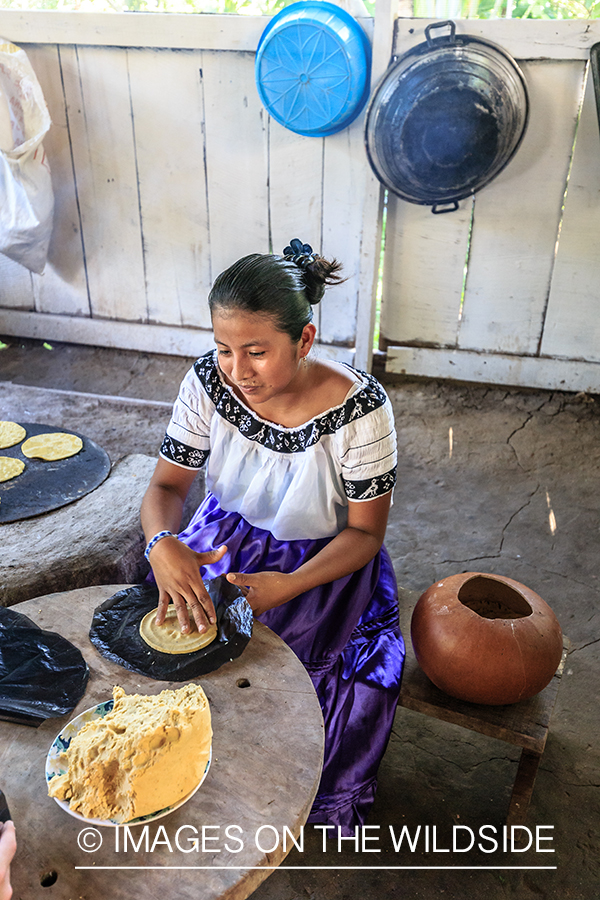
[89,576,253,682]
[0,39,54,274]
[0,607,89,725]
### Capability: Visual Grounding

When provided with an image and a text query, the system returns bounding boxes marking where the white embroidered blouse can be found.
[160,351,397,541]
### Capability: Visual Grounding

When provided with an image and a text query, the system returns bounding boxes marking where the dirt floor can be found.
[1,336,599,900]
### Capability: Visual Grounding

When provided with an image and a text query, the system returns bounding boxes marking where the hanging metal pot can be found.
[364,21,529,213]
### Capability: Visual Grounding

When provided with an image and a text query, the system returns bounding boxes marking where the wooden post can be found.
[354,0,396,371]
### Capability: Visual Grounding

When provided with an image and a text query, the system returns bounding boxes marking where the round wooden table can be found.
[1,586,324,900]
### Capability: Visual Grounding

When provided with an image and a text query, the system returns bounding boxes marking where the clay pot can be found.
[411,572,563,705]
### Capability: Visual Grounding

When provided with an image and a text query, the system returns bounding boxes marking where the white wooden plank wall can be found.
[127,48,212,330]
[458,60,585,356]
[203,48,271,277]
[321,116,369,346]
[384,19,600,391]
[541,68,600,363]
[267,120,325,334]
[2,13,600,390]
[0,12,368,363]
[268,122,324,261]
[381,195,473,346]
[67,45,147,323]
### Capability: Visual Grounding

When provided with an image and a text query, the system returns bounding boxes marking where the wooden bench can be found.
[397,636,570,827]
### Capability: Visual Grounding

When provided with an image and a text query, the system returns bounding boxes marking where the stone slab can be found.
[0,454,155,606]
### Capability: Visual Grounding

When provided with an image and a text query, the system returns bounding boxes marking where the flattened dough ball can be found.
[0,421,26,449]
[21,432,83,461]
[0,456,25,483]
[140,606,218,654]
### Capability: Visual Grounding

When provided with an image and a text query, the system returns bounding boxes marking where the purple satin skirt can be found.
[178,493,405,834]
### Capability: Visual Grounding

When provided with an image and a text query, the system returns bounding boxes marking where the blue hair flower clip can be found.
[283,238,315,268]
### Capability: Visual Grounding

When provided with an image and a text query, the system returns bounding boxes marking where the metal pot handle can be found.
[424,20,456,48]
[432,201,460,215]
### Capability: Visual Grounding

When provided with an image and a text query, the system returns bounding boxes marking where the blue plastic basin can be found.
[255,1,372,138]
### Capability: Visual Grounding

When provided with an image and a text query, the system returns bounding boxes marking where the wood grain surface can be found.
[399,637,569,754]
[2,585,324,900]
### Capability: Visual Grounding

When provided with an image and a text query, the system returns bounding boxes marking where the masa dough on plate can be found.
[21,432,83,461]
[140,606,218,654]
[0,456,25,483]
[47,683,212,822]
[0,421,26,449]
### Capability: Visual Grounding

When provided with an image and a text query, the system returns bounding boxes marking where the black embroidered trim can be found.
[193,351,389,455]
[160,435,209,469]
[343,466,396,500]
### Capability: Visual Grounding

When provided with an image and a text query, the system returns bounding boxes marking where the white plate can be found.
[46,699,211,827]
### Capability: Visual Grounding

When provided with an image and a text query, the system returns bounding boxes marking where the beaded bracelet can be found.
[144,530,176,561]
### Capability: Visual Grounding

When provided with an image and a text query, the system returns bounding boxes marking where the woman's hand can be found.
[226,571,297,616]
[0,821,16,900]
[149,538,228,634]
[141,458,227,634]
[226,493,393,615]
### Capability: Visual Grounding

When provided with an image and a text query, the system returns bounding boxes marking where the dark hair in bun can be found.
[208,240,344,342]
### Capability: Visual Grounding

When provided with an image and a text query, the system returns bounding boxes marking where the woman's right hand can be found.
[148,538,228,635]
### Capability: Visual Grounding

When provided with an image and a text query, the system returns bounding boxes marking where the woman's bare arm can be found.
[141,458,227,634]
[226,492,392,615]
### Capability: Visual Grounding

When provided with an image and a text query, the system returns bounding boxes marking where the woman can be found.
[141,240,405,831]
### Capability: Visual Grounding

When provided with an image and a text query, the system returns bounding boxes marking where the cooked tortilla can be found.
[21,432,83,461]
[139,606,218,654]
[0,456,25,482]
[0,421,26,449]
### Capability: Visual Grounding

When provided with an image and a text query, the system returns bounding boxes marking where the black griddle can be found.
[0,423,110,524]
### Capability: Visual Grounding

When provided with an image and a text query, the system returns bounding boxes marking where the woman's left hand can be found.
[226,493,393,616]
[225,571,297,616]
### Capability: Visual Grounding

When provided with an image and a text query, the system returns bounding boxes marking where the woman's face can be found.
[212,309,315,406]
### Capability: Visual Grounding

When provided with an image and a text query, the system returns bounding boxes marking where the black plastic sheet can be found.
[89,577,253,681]
[0,607,89,725]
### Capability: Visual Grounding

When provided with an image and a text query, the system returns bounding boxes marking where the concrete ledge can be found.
[386,345,600,393]
[0,454,156,607]
[0,312,354,365]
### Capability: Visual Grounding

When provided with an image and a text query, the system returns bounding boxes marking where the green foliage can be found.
[1,0,599,20]
[412,0,600,15]
[512,0,600,16]
[0,0,300,13]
